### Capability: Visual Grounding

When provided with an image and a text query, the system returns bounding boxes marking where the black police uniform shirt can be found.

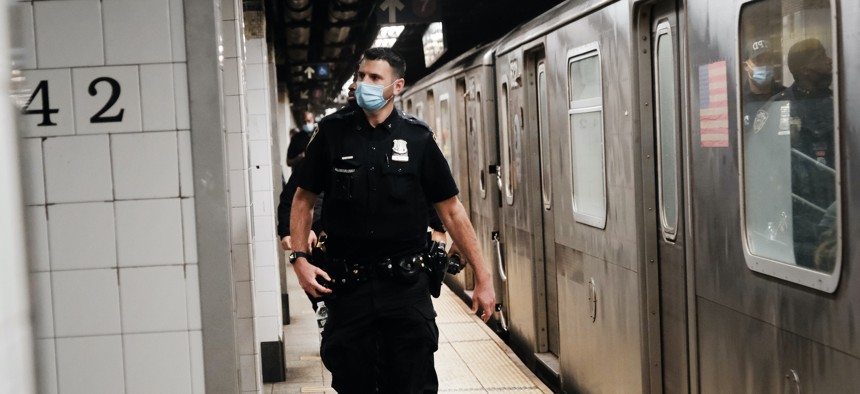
[280,102,445,237]
[753,84,835,267]
[296,107,459,262]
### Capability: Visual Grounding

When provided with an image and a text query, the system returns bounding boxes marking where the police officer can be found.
[757,38,835,268]
[289,47,495,393]
[742,37,784,132]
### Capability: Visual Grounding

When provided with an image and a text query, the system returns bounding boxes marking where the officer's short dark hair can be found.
[363,47,406,79]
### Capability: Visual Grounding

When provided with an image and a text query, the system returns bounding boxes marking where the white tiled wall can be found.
[111,132,179,199]
[33,1,104,68]
[102,0,173,65]
[13,0,205,393]
[43,135,113,203]
[11,0,291,391]
[47,202,116,270]
[123,332,192,394]
[55,335,125,394]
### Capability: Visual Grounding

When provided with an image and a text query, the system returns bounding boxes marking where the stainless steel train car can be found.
[401,0,858,392]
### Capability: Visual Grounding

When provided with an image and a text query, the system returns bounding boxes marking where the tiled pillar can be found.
[221,0,266,391]
[245,35,286,378]
[1,3,37,393]
[12,0,206,392]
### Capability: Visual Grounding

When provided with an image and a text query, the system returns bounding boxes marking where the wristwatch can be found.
[288,251,312,265]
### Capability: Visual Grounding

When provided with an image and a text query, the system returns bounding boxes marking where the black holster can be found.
[427,241,448,298]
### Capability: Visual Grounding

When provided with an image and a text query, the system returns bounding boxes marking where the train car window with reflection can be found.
[500,80,514,204]
[567,43,607,229]
[655,22,680,241]
[739,0,841,291]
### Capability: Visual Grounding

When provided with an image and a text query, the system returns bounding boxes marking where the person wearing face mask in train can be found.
[742,38,785,133]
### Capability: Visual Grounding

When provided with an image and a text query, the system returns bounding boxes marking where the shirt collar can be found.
[353,107,403,133]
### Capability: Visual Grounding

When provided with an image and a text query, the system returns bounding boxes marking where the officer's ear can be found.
[392,77,405,96]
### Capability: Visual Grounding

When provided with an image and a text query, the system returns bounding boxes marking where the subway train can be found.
[398,0,859,392]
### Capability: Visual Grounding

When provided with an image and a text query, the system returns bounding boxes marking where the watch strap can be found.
[290,251,312,264]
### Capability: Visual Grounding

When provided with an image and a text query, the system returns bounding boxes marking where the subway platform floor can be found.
[266,268,552,393]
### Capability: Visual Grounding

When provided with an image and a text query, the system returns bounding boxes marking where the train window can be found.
[438,96,452,166]
[427,90,437,132]
[537,62,552,211]
[655,22,679,241]
[567,43,606,229]
[500,80,514,205]
[739,0,841,292]
[415,103,424,121]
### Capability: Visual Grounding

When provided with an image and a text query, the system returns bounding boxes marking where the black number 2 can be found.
[88,77,124,123]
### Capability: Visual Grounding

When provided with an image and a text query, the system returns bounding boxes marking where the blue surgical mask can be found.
[356,80,398,112]
[751,66,773,86]
[302,123,314,133]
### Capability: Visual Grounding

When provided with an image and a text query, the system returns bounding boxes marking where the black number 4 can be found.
[88,77,124,123]
[21,80,59,126]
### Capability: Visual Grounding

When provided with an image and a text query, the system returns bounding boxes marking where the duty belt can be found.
[326,253,428,287]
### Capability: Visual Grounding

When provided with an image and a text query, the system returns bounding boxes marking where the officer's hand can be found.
[430,230,446,243]
[447,242,461,258]
[308,230,318,250]
[281,236,292,251]
[471,274,496,323]
[292,259,332,298]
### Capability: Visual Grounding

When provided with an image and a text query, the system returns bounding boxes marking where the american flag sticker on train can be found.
[698,60,729,147]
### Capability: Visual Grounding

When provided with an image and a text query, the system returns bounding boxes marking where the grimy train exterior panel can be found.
[402,0,859,392]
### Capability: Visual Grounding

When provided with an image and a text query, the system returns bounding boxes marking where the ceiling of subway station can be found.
[260,0,566,121]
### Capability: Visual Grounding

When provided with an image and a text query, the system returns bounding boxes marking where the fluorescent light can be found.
[372,25,405,48]
[422,22,445,67]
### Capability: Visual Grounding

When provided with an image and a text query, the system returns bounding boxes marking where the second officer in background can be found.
[289,47,496,393]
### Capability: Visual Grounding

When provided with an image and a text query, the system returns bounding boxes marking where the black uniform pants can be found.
[320,273,439,393]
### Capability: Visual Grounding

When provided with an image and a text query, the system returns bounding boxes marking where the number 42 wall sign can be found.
[19,66,157,137]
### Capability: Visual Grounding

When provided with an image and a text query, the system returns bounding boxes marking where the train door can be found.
[638,1,691,393]
[526,48,561,379]
[455,77,476,289]
[465,71,499,297]
[454,78,471,225]
[497,49,545,365]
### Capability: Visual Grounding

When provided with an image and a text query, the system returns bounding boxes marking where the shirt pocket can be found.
[331,166,358,200]
[382,163,417,202]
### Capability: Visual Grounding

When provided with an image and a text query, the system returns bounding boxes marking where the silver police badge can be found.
[392,139,409,162]
[753,109,768,133]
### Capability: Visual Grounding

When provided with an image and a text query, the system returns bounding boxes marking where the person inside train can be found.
[764,37,835,269]
[289,47,495,393]
[742,37,785,133]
